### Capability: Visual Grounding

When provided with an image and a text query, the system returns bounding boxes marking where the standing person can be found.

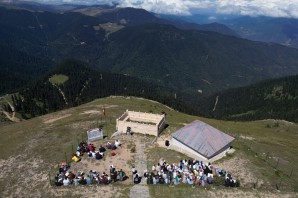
[143,169,149,183]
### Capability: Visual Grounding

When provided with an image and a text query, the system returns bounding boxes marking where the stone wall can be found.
[116,110,166,136]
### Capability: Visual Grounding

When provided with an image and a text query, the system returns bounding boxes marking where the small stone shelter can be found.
[116,110,166,136]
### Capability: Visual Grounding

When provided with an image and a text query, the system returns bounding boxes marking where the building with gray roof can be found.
[171,120,234,160]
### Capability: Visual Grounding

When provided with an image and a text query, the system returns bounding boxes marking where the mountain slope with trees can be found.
[2,6,298,102]
[197,75,298,122]
[8,60,194,119]
[98,23,298,97]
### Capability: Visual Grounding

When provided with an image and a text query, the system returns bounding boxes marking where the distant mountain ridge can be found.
[221,16,298,49]
[1,5,298,105]
[98,23,298,98]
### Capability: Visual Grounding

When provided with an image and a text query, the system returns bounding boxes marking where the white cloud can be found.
[195,0,298,18]
[117,0,194,15]
[18,0,298,18]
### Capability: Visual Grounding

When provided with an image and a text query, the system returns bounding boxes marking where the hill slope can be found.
[0,96,298,196]
[9,60,193,119]
[197,75,298,122]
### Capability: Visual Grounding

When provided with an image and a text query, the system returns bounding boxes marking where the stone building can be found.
[116,110,166,136]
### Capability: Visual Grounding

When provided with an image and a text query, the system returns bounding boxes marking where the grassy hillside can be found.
[197,75,298,122]
[0,96,297,197]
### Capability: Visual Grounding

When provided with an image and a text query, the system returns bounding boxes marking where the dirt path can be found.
[0,96,20,122]
[50,82,68,105]
[129,138,150,198]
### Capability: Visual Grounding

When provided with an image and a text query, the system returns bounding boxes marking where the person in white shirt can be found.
[63,177,70,186]
[115,140,121,148]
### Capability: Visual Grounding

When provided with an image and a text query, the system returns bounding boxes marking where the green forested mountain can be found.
[2,6,298,112]
[98,23,298,97]
[9,60,194,118]
[0,6,107,94]
[0,44,53,94]
[197,75,298,122]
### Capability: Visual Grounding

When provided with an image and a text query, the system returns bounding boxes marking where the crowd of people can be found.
[55,140,126,186]
[140,158,238,188]
[71,140,121,162]
[55,140,238,188]
[54,163,127,186]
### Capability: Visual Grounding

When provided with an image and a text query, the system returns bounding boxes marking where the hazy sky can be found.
[21,0,298,18]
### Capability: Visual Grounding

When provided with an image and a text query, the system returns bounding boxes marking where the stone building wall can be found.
[116,110,166,136]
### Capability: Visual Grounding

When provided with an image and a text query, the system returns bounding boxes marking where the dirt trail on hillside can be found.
[43,113,72,124]
[0,96,20,122]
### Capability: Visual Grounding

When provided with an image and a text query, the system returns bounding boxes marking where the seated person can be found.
[153,176,157,184]
[173,175,180,185]
[68,171,76,181]
[134,174,140,184]
[79,177,87,185]
[75,150,81,157]
[187,176,194,185]
[87,152,93,158]
[207,176,213,184]
[88,144,95,152]
[99,145,106,153]
[159,176,165,184]
[92,170,99,178]
[200,179,205,188]
[115,140,121,148]
[95,152,103,160]
[72,155,81,162]
[118,169,126,181]
[54,174,63,186]
[103,176,109,185]
[85,176,92,185]
[63,176,70,186]
[106,142,112,149]
[73,177,79,186]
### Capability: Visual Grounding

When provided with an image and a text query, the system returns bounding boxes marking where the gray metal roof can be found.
[172,120,234,158]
